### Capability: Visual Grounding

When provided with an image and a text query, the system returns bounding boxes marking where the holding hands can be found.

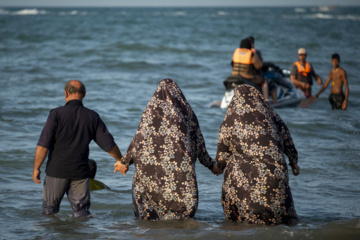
[211,163,223,176]
[114,161,128,176]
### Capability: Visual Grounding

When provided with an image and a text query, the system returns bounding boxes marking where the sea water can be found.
[0,6,359,239]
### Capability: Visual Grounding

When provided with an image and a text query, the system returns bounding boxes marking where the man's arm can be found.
[252,53,263,70]
[342,70,349,110]
[315,71,332,98]
[315,74,323,86]
[107,144,122,161]
[290,74,310,90]
[311,65,323,86]
[33,145,48,184]
[290,64,310,89]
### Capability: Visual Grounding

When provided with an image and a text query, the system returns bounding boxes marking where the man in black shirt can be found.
[32,80,125,217]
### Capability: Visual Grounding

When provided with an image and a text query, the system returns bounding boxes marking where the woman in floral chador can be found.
[115,78,218,220]
[216,84,300,225]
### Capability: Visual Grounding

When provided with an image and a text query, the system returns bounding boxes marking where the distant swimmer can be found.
[89,159,110,191]
[290,48,322,98]
[314,53,349,110]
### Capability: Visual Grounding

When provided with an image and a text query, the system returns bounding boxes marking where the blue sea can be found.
[0,6,360,239]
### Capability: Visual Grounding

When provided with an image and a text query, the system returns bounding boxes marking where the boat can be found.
[214,62,306,109]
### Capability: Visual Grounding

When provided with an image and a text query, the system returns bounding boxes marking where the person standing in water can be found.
[215,84,300,225]
[33,80,123,217]
[290,48,322,98]
[314,53,349,110]
[114,78,219,220]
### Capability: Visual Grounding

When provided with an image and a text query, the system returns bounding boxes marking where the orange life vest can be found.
[232,48,255,76]
[294,61,312,84]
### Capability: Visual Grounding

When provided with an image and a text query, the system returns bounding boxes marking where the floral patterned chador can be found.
[216,84,298,225]
[121,78,214,220]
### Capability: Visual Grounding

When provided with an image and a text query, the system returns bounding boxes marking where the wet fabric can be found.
[121,78,214,220]
[42,176,91,217]
[216,84,298,225]
[329,93,345,110]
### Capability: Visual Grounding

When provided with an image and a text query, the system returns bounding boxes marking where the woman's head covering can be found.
[223,84,275,127]
[121,78,213,220]
[124,78,212,167]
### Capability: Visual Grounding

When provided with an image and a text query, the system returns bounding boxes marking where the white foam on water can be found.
[217,11,228,16]
[337,14,360,21]
[12,8,48,15]
[174,11,186,16]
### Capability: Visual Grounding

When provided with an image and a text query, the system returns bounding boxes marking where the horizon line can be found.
[1,4,359,8]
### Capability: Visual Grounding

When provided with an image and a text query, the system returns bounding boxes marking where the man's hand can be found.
[342,101,347,110]
[317,76,323,86]
[303,82,310,89]
[33,145,48,184]
[114,161,128,176]
[33,169,41,184]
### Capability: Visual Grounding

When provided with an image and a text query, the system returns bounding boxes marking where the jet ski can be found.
[217,62,306,109]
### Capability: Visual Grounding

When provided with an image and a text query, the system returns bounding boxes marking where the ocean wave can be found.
[307,13,334,19]
[283,13,360,21]
[0,8,88,16]
[12,8,48,15]
[0,8,10,15]
[59,10,88,16]
[151,10,187,17]
[174,11,186,16]
[337,14,360,21]
[294,8,306,13]
[217,11,228,16]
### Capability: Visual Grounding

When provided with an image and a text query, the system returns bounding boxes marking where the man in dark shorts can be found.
[32,80,123,217]
[314,53,349,110]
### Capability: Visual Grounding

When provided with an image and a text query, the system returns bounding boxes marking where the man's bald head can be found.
[64,80,86,101]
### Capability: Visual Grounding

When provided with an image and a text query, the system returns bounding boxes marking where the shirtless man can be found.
[314,53,349,110]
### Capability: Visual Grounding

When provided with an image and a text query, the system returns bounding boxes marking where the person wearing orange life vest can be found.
[231,38,269,99]
[290,48,322,98]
